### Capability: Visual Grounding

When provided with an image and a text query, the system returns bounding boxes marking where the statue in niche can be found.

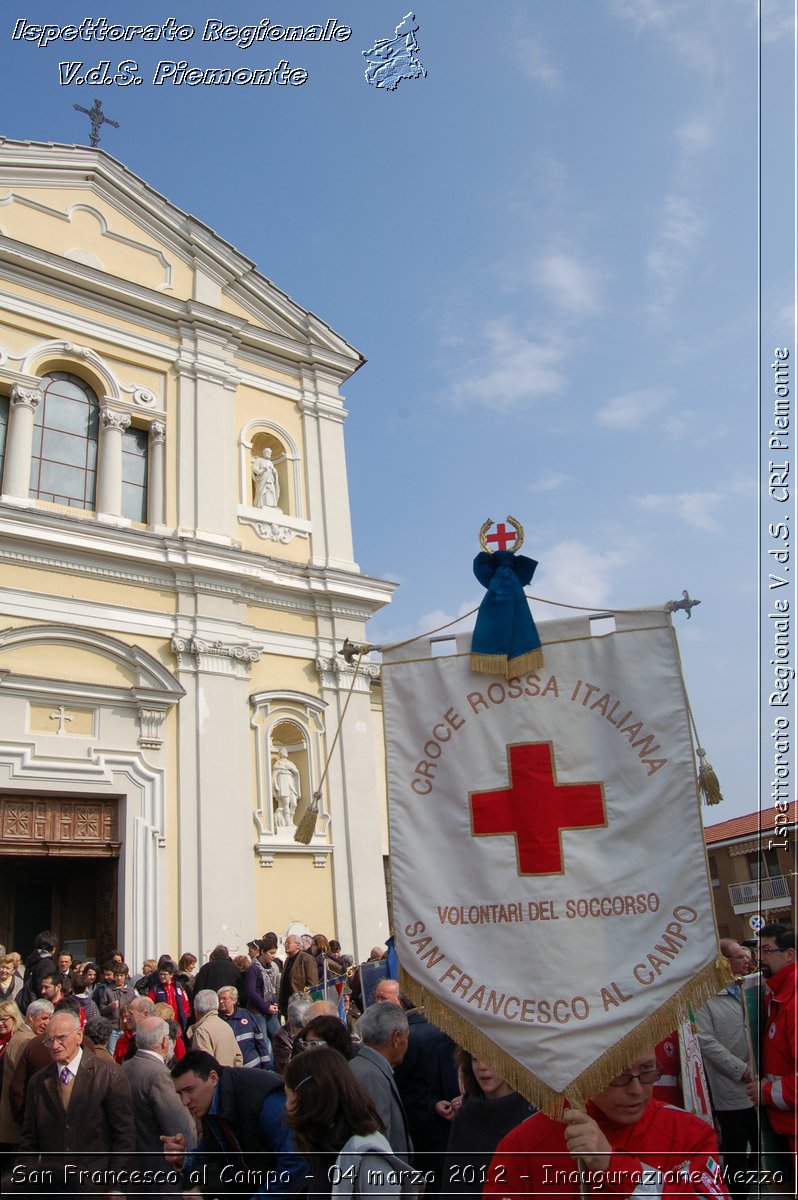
[252,448,280,509]
[272,747,301,827]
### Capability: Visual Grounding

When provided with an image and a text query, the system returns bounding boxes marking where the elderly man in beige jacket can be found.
[188,989,242,1067]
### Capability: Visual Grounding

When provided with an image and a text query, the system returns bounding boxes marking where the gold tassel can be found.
[400,955,728,1117]
[508,648,544,675]
[294,792,320,844]
[696,748,723,806]
[470,653,509,675]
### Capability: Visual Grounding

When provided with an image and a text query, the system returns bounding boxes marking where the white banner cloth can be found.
[382,609,721,1106]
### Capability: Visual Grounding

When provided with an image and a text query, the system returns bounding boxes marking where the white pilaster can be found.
[149,420,166,525]
[2,383,42,499]
[97,404,130,517]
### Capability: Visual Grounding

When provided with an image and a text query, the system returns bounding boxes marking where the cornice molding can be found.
[0,505,396,614]
[255,842,332,868]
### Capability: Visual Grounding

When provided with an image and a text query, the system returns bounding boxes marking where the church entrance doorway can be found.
[0,794,120,962]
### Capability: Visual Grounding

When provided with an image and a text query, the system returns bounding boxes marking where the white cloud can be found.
[662,409,697,439]
[534,540,628,608]
[529,470,572,491]
[638,490,725,531]
[610,0,726,73]
[646,194,705,316]
[676,114,715,157]
[536,252,601,315]
[373,602,478,658]
[450,318,566,410]
[596,388,669,431]
[513,33,562,89]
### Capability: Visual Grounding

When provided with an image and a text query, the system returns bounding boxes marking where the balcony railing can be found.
[728,875,792,913]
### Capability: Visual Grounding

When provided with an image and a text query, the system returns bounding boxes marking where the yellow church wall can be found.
[0,628,171,688]
[0,284,178,384]
[0,564,176,614]
[1,187,194,297]
[248,654,320,697]
[245,605,315,639]
[0,641,137,688]
[254,855,335,942]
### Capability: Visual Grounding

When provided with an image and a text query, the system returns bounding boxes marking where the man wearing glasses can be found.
[486,1052,729,1198]
[746,924,797,1156]
[17,1010,135,1190]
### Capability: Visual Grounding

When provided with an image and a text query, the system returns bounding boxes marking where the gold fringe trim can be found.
[508,648,544,675]
[293,804,318,845]
[470,652,509,675]
[698,761,723,806]
[471,649,545,678]
[400,955,729,1118]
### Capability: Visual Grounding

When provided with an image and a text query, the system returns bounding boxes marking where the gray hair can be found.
[193,989,220,1016]
[356,1001,408,1047]
[135,1016,169,1050]
[47,1010,80,1033]
[286,993,312,1031]
[217,986,238,1002]
[27,999,55,1019]
[129,995,156,1017]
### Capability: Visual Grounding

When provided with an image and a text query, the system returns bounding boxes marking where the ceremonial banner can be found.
[382,609,726,1113]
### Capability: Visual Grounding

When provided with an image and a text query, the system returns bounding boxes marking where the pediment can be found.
[0,624,184,703]
[0,139,362,365]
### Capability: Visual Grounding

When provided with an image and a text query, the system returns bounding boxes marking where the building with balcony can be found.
[0,137,395,967]
[704,803,796,941]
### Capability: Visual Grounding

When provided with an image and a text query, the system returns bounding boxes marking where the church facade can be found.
[0,137,394,967]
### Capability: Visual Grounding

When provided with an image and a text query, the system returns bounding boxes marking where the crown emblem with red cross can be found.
[470,742,607,875]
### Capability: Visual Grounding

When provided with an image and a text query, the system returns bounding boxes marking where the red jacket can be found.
[485,1098,728,1199]
[761,960,797,1139]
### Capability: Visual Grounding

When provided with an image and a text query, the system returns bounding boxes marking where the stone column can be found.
[97,404,130,517]
[148,420,166,526]
[2,383,42,498]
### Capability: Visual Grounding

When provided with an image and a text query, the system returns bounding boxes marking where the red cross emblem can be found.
[485,522,518,552]
[470,742,606,874]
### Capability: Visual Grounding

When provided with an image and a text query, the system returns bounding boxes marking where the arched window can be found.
[29,373,99,510]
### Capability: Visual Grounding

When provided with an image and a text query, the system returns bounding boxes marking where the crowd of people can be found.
[0,923,793,1197]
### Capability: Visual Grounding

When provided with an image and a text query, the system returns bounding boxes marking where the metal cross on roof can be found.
[73,98,120,147]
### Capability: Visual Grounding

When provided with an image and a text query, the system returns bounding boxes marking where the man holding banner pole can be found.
[485,1048,729,1199]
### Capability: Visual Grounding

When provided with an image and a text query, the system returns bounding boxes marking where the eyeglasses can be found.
[43,1032,78,1046]
[607,1068,662,1087]
[297,1037,327,1049]
[760,945,786,956]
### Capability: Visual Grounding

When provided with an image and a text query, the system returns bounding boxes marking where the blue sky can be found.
[2,2,795,821]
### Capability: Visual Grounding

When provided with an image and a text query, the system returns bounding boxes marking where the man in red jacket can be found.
[485,1051,728,1199]
[746,924,796,1154]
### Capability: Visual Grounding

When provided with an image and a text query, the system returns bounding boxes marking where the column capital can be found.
[100,404,131,433]
[10,383,42,412]
[150,420,166,444]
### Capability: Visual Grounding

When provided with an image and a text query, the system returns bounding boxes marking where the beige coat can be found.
[0,1023,33,1143]
[188,1010,243,1067]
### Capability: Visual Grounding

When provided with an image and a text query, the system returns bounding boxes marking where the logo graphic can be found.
[362,12,427,90]
[470,742,607,874]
